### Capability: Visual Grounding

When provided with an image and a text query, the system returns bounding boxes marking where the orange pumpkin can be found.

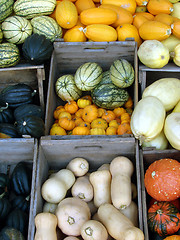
[117,122,132,135]
[75,108,84,118]
[106,126,117,135]
[99,4,133,27]
[90,128,106,135]
[64,101,79,114]
[124,96,133,108]
[78,121,91,129]
[172,21,180,39]
[154,13,174,26]
[109,119,120,129]
[72,126,90,135]
[75,0,95,14]
[59,117,76,130]
[63,26,87,42]
[53,106,65,119]
[147,0,173,15]
[102,110,116,123]
[97,108,106,117]
[164,236,180,240]
[58,111,72,120]
[101,0,137,14]
[50,125,67,135]
[139,20,172,41]
[113,107,126,117]
[55,0,78,29]
[73,117,84,126]
[82,105,98,123]
[116,23,142,47]
[121,112,131,123]
[91,118,108,129]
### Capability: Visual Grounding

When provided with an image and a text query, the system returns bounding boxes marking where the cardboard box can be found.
[139,149,180,240]
[139,63,180,95]
[0,138,38,240]
[30,137,143,239]
[45,41,138,137]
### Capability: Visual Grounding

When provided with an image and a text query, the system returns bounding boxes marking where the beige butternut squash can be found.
[66,157,89,176]
[119,201,139,227]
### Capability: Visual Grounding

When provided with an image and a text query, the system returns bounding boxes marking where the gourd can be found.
[80,8,117,25]
[142,130,168,150]
[83,24,118,42]
[66,157,89,177]
[99,4,133,28]
[2,16,32,44]
[0,227,25,240]
[91,118,108,130]
[142,78,180,111]
[0,123,20,138]
[139,21,172,41]
[72,126,90,135]
[110,59,135,88]
[41,169,75,203]
[71,175,93,202]
[55,197,91,236]
[34,212,58,240]
[0,198,11,220]
[80,220,108,240]
[164,112,180,150]
[14,104,44,121]
[74,62,103,91]
[137,40,170,68]
[130,96,166,144]
[22,33,53,65]
[82,105,98,123]
[110,156,134,209]
[55,0,78,29]
[11,195,30,213]
[0,103,14,124]
[120,201,139,227]
[89,169,112,207]
[13,0,56,19]
[98,203,144,240]
[43,202,58,214]
[161,35,180,56]
[0,83,36,108]
[16,115,45,138]
[0,0,14,23]
[31,16,62,42]
[147,201,180,236]
[0,43,20,68]
[55,75,82,102]
[147,0,173,15]
[144,158,180,201]
[171,43,180,67]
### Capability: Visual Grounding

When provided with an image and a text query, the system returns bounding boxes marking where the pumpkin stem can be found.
[156,209,163,215]
[151,171,156,178]
[85,227,93,236]
[0,102,8,111]
[32,90,37,97]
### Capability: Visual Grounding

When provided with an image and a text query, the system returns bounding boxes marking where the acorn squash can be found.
[0,103,14,124]
[0,227,25,240]
[0,123,20,138]
[0,198,11,221]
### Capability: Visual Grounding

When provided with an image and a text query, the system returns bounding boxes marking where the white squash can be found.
[173,100,180,113]
[130,96,166,145]
[164,112,180,150]
[142,78,180,111]
[142,130,168,150]
[161,35,180,57]
[170,2,180,18]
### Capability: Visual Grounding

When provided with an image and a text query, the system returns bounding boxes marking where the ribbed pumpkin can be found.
[0,0,14,23]
[172,21,180,39]
[55,75,82,101]
[63,26,86,42]
[55,0,78,29]
[80,7,117,25]
[116,23,142,47]
[31,16,62,42]
[147,0,173,15]
[139,21,172,41]
[144,158,180,201]
[100,0,137,14]
[75,0,95,14]
[147,201,180,236]
[153,13,174,26]
[83,24,118,42]
[99,4,133,27]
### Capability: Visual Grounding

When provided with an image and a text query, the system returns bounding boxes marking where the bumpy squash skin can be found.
[0,227,25,240]
[0,0,14,23]
[0,43,20,68]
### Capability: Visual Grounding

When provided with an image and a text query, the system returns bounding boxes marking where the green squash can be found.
[0,43,20,68]
[0,103,14,124]
[11,195,30,213]
[0,173,9,198]
[0,0,14,23]
[0,198,11,221]
[0,123,20,138]
[0,227,24,240]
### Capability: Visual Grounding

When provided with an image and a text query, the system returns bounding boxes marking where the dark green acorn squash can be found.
[22,33,53,65]
[0,83,37,108]
[0,198,11,221]
[14,103,44,121]
[0,123,21,138]
[0,227,24,240]
[0,103,14,124]
[16,115,45,138]
[0,173,9,198]
[5,209,28,237]
[10,162,32,196]
[11,195,30,213]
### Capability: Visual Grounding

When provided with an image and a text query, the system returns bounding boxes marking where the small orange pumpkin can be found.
[59,117,76,131]
[106,126,117,135]
[75,108,84,118]
[64,101,79,114]
[73,117,84,126]
[91,118,108,129]
[124,96,133,108]
[121,112,131,123]
[109,119,120,129]
[102,110,116,123]
[53,106,65,119]
[90,128,106,135]
[82,105,98,123]
[77,98,92,108]
[50,125,67,135]
[78,121,91,129]
[117,122,132,135]
[113,107,126,117]
[72,126,90,135]
[58,111,72,120]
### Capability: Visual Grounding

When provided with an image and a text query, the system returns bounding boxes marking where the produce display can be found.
[34,156,144,239]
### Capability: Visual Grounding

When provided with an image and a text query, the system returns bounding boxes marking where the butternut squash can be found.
[119,201,139,227]
[110,156,134,209]
[43,202,58,214]
[66,157,89,176]
[98,204,144,240]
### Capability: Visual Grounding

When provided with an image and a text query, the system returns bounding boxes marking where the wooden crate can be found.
[0,138,38,240]
[139,63,180,95]
[139,149,180,240]
[0,63,45,110]
[45,41,138,137]
[29,137,144,239]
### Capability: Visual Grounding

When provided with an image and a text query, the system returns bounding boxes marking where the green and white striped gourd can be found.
[74,62,103,91]
[0,0,14,23]
[55,75,82,102]
[0,43,20,68]
[91,83,129,110]
[13,0,56,19]
[2,16,32,44]
[31,16,62,42]
[110,59,135,88]
[0,27,3,43]
[97,70,112,86]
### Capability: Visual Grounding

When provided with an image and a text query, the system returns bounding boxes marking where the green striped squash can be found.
[91,83,129,110]
[31,16,62,42]
[55,75,82,102]
[13,0,56,19]
[110,59,135,88]
[74,62,103,91]
[0,43,20,68]
[97,71,112,86]
[2,16,32,44]
[0,27,3,43]
[0,0,14,23]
